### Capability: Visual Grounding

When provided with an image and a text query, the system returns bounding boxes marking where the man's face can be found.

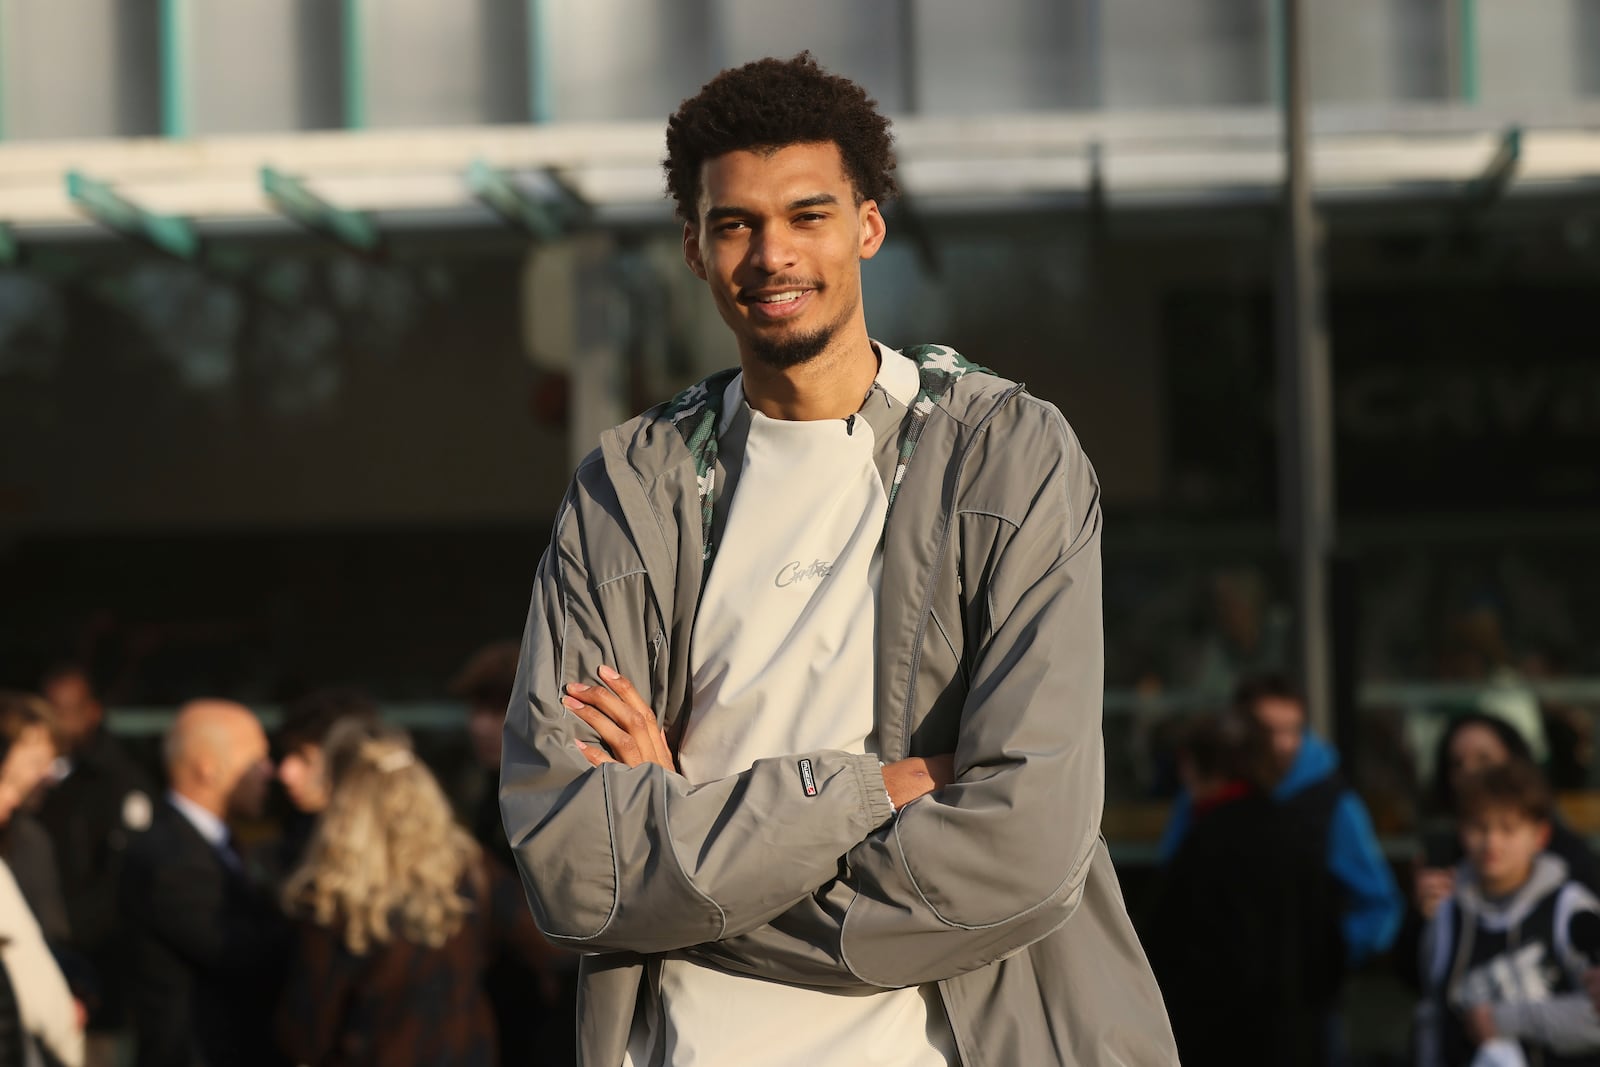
[469,705,503,771]
[222,717,274,820]
[683,141,885,370]
[1447,723,1512,799]
[0,724,59,812]
[1461,805,1549,896]
[277,744,329,814]
[43,673,101,752]
[1252,696,1305,778]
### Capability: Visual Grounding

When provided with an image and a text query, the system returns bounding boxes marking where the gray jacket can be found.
[501,346,1177,1065]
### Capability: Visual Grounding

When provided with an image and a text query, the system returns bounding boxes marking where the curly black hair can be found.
[664,52,898,223]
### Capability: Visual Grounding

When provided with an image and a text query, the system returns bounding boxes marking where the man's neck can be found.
[739,330,878,422]
[170,784,225,822]
[1480,865,1536,900]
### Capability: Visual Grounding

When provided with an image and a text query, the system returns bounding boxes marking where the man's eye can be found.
[716,221,749,233]
[796,213,825,223]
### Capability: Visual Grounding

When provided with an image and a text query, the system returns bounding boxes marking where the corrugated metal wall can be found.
[2,0,1595,141]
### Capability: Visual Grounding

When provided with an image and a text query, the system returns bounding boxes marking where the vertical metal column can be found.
[342,0,368,129]
[526,0,551,122]
[897,0,918,113]
[1444,0,1481,104]
[1083,0,1104,109]
[1275,0,1335,737]
[0,0,8,141]
[160,0,192,136]
[1458,0,1480,103]
[1266,0,1285,105]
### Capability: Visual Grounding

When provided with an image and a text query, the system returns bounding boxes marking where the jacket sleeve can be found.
[1157,790,1193,866]
[1493,884,1600,1053]
[499,476,895,956]
[687,403,1108,988]
[0,863,84,1067]
[1491,997,1600,1054]
[1326,791,1403,965]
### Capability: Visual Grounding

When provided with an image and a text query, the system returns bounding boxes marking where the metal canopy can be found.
[2,105,1599,246]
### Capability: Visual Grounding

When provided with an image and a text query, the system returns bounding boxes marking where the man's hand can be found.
[1463,1003,1498,1045]
[882,755,955,811]
[1414,866,1456,921]
[563,666,677,773]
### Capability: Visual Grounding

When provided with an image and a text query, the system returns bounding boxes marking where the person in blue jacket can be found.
[1159,672,1402,1044]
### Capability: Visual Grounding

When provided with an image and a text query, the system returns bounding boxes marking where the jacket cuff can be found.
[850,753,896,829]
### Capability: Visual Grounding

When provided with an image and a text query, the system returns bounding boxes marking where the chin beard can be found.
[749,324,836,370]
[747,296,854,370]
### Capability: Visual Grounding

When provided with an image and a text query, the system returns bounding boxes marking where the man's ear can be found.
[683,221,708,280]
[858,199,886,261]
[194,752,218,788]
[1536,818,1554,852]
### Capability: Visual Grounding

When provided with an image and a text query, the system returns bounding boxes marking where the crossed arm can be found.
[503,401,1104,987]
[563,666,953,811]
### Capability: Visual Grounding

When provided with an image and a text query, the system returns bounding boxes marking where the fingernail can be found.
[598,665,619,680]
[566,682,588,693]
[574,739,588,749]
[561,695,582,709]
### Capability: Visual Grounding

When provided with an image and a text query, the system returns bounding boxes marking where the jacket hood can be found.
[605,343,1012,564]
[1273,731,1340,800]
[1455,852,1570,931]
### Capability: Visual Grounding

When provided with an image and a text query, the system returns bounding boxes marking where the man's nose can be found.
[748,226,797,273]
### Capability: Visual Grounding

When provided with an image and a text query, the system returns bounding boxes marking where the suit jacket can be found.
[120,802,285,1067]
[38,726,154,1028]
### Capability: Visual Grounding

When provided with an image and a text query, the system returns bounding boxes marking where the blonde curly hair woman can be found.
[276,723,551,1067]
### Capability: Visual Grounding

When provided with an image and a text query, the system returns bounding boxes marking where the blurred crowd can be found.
[0,646,576,1067]
[4,645,1598,1066]
[1146,673,1600,1067]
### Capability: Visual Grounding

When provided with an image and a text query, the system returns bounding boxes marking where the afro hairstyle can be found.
[664,51,898,223]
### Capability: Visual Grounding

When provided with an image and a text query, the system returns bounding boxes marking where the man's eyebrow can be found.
[788,194,839,210]
[703,194,840,223]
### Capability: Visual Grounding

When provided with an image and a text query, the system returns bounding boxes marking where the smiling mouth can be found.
[741,286,817,322]
[743,287,814,304]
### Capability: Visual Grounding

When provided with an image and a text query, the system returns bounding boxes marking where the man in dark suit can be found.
[121,699,285,1067]
[38,663,155,1062]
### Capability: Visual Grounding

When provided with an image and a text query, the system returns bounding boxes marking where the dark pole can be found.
[1276,0,1336,739]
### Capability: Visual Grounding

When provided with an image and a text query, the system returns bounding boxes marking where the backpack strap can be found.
[889,344,994,515]
[662,368,739,562]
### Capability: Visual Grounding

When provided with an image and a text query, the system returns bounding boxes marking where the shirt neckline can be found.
[167,789,229,850]
[720,341,916,438]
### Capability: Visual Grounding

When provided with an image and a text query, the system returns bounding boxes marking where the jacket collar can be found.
[649,342,994,565]
[1455,852,1570,931]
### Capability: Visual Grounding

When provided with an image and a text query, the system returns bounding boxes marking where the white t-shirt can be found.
[626,350,956,1066]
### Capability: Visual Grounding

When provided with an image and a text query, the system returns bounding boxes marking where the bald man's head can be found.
[165,700,273,820]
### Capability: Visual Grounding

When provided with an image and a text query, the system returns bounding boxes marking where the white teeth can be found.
[758,291,804,304]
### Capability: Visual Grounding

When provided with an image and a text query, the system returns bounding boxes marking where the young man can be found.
[275,687,381,819]
[271,687,381,885]
[499,53,1175,1065]
[36,664,154,1061]
[1160,673,1402,973]
[1417,760,1600,1066]
[1148,715,1319,1065]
